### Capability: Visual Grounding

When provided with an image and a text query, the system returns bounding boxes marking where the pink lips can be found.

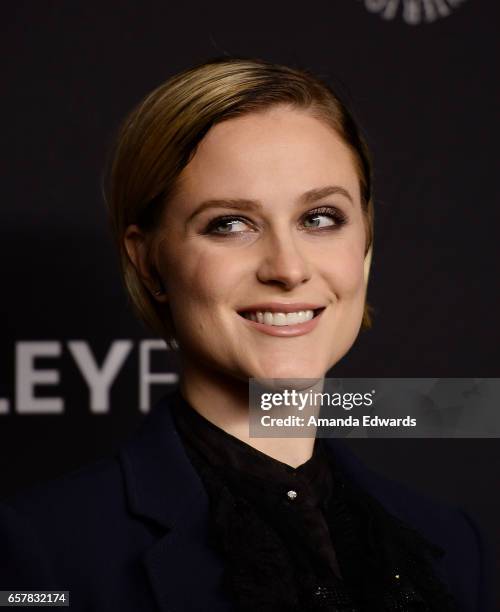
[238,307,326,337]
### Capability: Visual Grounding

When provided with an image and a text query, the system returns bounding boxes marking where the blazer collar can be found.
[119,388,207,531]
[119,388,233,611]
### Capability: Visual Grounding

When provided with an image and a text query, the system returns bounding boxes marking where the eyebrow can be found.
[186,185,354,223]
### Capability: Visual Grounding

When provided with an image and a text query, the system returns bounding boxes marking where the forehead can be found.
[175,106,361,204]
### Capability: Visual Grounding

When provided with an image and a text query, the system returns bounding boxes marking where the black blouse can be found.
[170,387,457,612]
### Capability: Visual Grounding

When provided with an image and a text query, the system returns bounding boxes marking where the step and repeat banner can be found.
[2,0,499,577]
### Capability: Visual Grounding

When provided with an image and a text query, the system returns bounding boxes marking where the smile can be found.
[237,307,326,338]
[241,309,317,325]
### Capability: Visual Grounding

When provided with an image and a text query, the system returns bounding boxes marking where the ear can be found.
[364,245,373,285]
[124,224,168,303]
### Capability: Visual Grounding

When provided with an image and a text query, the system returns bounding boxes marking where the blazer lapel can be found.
[119,389,233,612]
[322,438,451,590]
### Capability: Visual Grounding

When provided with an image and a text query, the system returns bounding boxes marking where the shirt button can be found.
[287,489,298,500]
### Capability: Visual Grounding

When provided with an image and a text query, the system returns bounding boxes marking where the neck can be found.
[178,359,321,469]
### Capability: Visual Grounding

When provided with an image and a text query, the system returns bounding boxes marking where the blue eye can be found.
[304,215,332,228]
[206,216,250,235]
[304,206,347,230]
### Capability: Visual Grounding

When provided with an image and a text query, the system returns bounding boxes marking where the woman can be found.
[0,57,493,611]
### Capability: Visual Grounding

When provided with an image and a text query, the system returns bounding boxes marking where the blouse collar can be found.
[171,387,334,511]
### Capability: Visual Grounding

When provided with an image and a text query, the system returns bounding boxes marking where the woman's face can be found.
[152,106,369,382]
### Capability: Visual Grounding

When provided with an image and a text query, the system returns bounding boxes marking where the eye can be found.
[204,215,253,235]
[301,206,347,230]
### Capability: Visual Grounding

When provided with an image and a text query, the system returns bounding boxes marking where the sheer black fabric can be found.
[170,388,457,612]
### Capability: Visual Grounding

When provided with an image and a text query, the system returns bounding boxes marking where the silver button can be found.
[287,489,298,500]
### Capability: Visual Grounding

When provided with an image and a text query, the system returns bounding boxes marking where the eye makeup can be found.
[202,205,348,237]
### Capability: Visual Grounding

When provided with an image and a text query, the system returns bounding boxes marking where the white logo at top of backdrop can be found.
[361,0,467,25]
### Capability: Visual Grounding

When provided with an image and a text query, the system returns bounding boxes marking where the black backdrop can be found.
[2,0,499,596]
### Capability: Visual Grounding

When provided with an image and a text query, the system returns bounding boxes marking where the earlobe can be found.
[124,225,168,302]
[364,245,373,284]
[124,225,144,274]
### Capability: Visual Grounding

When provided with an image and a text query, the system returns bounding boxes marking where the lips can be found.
[237,305,327,337]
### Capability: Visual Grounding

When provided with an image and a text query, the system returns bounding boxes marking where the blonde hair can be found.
[105,57,375,349]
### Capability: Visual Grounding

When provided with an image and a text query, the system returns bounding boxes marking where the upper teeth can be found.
[242,310,315,326]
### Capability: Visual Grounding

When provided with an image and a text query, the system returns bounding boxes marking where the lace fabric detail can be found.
[319,468,457,612]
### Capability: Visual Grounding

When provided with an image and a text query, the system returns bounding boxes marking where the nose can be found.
[256,226,312,290]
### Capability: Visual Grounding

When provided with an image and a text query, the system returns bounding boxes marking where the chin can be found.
[250,358,328,382]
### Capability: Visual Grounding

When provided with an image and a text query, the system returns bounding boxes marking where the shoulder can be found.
[383,477,495,611]
[326,438,483,548]
[1,457,125,544]
[0,456,155,599]
[4,456,121,513]
[325,439,496,611]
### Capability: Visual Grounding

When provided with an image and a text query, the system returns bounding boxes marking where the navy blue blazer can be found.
[0,389,495,611]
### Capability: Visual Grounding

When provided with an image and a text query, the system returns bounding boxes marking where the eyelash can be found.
[203,206,348,236]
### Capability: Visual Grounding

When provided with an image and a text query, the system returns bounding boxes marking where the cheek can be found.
[322,243,366,297]
[161,244,235,313]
